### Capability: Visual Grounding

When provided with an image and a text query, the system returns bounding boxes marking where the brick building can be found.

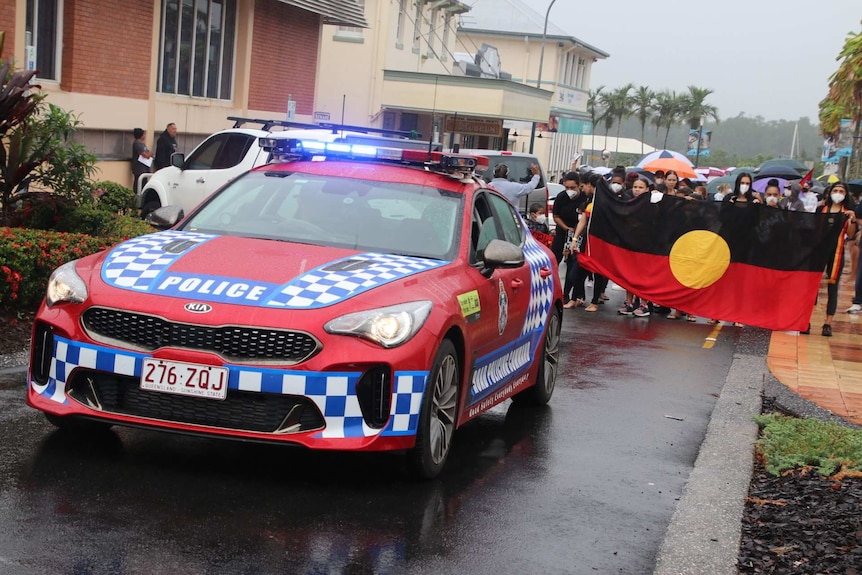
[1,0,365,187]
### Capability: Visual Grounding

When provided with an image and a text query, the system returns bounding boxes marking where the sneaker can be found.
[633,305,650,317]
[847,303,862,314]
[618,303,635,315]
[822,323,832,337]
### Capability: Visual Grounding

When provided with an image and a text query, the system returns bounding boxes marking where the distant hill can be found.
[596,114,822,167]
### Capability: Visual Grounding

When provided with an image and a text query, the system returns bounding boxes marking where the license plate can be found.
[141,358,229,400]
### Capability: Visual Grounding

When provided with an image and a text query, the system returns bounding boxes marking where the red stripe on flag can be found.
[578,236,819,331]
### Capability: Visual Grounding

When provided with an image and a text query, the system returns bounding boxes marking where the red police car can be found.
[28,137,563,479]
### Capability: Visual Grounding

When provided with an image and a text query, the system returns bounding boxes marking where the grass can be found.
[754,414,862,476]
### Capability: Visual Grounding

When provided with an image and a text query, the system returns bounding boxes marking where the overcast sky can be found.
[519,0,860,123]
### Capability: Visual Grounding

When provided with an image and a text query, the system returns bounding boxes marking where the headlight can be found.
[46,260,88,307]
[324,301,433,348]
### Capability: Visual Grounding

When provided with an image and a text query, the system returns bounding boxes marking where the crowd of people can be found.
[541,165,861,335]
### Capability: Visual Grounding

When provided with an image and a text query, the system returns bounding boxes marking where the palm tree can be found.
[587,86,604,135]
[652,90,682,149]
[630,86,654,154]
[681,86,720,130]
[819,26,862,178]
[598,90,615,149]
[609,84,634,153]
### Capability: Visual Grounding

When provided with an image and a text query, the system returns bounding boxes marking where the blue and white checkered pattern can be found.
[266,253,447,309]
[102,231,215,290]
[521,234,555,335]
[31,336,428,440]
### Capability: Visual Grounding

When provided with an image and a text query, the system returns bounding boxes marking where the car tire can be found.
[407,339,459,480]
[140,199,161,219]
[44,412,113,432]
[512,307,561,406]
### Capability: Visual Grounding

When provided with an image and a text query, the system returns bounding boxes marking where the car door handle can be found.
[511,279,524,290]
[196,178,205,184]
[539,267,553,278]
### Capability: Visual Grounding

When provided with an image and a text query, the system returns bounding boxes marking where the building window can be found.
[412,1,422,53]
[441,14,451,61]
[426,9,438,56]
[159,0,236,99]
[336,0,365,41]
[395,0,406,48]
[26,0,62,81]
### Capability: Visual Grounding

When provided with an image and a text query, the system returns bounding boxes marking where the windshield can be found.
[181,171,463,260]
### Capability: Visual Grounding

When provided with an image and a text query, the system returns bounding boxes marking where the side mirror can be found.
[170,153,185,169]
[145,206,185,229]
[479,239,524,278]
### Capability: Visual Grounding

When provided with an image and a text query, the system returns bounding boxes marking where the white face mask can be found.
[536,215,547,225]
[765,195,779,206]
[739,184,750,194]
[566,188,577,198]
[654,178,664,185]
[831,193,845,204]
[783,189,791,197]
[610,183,624,194]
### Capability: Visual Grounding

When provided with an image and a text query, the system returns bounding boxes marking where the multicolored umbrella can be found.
[636,149,692,168]
[642,158,699,180]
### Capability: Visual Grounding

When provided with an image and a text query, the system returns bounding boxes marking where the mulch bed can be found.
[738,452,862,574]
[0,309,35,353]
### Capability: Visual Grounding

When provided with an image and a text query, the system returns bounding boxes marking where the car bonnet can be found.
[100,230,448,309]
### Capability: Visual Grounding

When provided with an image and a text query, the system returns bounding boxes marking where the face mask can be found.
[536,215,547,225]
[739,184,750,194]
[765,195,779,206]
[783,189,791,197]
[654,178,664,185]
[610,183,623,194]
[566,188,577,198]
[831,193,845,204]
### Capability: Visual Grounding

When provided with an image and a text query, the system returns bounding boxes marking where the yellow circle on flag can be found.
[669,230,731,289]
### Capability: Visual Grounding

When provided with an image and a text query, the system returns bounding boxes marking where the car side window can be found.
[471,193,500,263]
[488,194,525,246]
[186,134,229,170]
[214,134,255,169]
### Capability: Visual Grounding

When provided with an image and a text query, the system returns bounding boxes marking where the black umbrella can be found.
[754,165,803,180]
[847,178,862,195]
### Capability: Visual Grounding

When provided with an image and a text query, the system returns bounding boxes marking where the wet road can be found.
[0,296,740,574]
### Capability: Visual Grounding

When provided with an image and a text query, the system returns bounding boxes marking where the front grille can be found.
[82,307,319,364]
[67,370,325,434]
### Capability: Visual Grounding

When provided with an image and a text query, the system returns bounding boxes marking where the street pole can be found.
[529,0,556,154]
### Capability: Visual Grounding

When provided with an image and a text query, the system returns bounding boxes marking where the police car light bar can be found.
[259,137,489,175]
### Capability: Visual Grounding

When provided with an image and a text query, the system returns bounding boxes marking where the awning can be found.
[278,0,368,28]
[381,70,553,123]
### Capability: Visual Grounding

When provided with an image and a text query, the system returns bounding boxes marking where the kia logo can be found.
[184,303,212,313]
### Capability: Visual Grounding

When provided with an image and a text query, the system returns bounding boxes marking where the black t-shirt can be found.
[552,190,588,229]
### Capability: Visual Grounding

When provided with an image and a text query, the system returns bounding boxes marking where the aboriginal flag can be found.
[577,180,845,331]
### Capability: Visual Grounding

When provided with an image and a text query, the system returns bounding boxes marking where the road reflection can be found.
[12,402,552,573]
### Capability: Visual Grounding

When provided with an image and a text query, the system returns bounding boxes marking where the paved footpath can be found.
[767,268,862,425]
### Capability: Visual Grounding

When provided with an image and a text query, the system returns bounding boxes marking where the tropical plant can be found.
[608,83,634,154]
[630,86,654,155]
[680,85,720,130]
[819,25,862,179]
[653,90,683,149]
[587,86,604,135]
[598,90,615,141]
